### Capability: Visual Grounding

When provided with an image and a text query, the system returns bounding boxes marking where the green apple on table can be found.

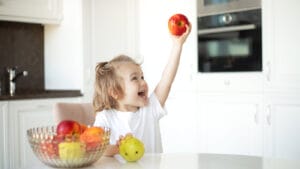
[119,135,145,162]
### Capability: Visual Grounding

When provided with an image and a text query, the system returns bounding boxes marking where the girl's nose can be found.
[140,79,148,87]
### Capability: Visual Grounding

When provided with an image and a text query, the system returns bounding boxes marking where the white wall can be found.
[44,0,83,91]
[138,0,198,93]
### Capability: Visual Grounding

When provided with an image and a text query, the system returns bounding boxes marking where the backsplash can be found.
[0,21,44,95]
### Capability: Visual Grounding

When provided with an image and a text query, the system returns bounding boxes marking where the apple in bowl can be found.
[56,120,82,138]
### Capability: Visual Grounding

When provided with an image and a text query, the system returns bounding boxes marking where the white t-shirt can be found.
[93,93,167,153]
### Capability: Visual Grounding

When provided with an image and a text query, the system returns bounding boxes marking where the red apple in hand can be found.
[168,13,189,36]
[56,120,82,137]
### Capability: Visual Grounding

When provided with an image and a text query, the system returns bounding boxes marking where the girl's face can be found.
[115,62,149,112]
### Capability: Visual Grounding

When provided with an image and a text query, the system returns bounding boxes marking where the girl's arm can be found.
[103,133,132,157]
[103,144,119,157]
[154,24,191,106]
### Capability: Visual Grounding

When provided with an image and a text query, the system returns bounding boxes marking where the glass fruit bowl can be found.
[27,126,110,168]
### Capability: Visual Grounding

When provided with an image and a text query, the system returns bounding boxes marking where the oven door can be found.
[197,24,262,72]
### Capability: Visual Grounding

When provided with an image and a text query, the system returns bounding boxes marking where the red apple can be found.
[168,13,189,36]
[56,120,82,137]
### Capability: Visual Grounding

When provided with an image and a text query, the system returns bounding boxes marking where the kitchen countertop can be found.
[0,90,82,100]
[20,153,300,169]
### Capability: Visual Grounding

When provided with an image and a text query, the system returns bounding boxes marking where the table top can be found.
[22,153,300,169]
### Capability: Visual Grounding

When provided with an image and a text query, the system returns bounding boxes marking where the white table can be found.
[21,153,300,169]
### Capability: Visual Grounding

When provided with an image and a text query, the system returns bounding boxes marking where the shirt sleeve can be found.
[149,93,167,120]
[93,111,109,127]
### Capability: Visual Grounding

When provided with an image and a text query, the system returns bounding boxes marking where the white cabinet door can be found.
[197,94,263,156]
[262,0,300,160]
[0,0,62,24]
[0,101,9,169]
[263,94,300,160]
[195,73,264,93]
[7,98,81,169]
[262,0,300,93]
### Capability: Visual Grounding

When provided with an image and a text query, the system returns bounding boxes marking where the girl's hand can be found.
[103,133,133,157]
[103,144,119,157]
[117,133,133,147]
[171,23,192,45]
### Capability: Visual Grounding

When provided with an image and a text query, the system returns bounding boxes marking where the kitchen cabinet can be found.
[196,94,263,156]
[261,0,300,160]
[194,0,300,158]
[0,101,9,169]
[195,73,264,93]
[262,0,300,94]
[0,0,62,24]
[6,97,81,169]
[263,94,300,160]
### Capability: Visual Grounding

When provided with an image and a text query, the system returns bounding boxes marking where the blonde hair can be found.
[93,55,139,112]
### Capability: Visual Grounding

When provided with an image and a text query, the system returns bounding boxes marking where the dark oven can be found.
[197,9,262,72]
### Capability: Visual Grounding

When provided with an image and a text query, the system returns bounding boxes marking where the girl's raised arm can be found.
[154,24,191,106]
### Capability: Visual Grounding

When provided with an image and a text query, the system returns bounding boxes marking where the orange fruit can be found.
[80,124,88,133]
[80,127,104,151]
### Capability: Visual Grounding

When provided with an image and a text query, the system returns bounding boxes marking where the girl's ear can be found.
[108,88,119,100]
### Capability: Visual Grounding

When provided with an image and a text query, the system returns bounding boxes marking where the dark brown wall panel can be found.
[0,21,44,95]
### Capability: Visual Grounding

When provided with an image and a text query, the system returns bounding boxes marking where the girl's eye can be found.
[141,76,144,80]
[131,76,138,81]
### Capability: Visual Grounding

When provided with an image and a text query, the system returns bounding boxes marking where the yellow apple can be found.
[119,135,145,162]
[58,142,85,160]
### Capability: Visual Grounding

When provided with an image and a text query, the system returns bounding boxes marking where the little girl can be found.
[93,24,191,156]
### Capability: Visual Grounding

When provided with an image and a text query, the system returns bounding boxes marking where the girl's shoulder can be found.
[95,109,114,118]
[94,109,115,127]
[139,93,167,119]
[148,93,161,107]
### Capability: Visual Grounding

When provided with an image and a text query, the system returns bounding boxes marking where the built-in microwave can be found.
[197,9,262,72]
[197,0,261,16]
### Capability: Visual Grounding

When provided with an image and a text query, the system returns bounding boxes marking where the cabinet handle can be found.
[266,105,271,125]
[254,104,259,124]
[198,24,256,35]
[265,61,271,81]
[36,105,49,109]
[224,80,230,86]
